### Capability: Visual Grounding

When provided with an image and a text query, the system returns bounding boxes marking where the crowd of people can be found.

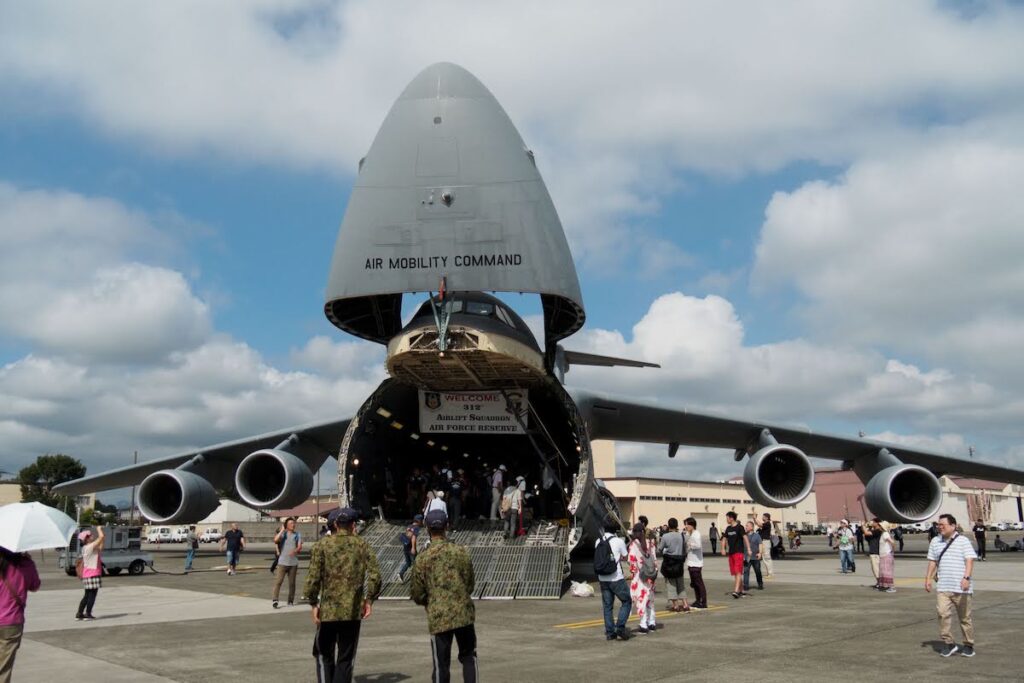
[594,510,783,641]
[0,503,1009,680]
[396,461,566,532]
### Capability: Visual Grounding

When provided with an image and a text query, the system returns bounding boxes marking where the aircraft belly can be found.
[386,326,546,389]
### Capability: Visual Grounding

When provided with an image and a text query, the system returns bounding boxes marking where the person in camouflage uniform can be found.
[411,509,478,683]
[304,507,381,683]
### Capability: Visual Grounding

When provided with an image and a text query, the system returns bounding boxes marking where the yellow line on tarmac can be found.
[554,606,727,630]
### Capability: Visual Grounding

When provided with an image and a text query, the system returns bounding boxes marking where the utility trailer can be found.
[59,525,153,576]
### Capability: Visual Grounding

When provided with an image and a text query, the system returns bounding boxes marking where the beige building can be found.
[0,482,22,506]
[593,440,820,532]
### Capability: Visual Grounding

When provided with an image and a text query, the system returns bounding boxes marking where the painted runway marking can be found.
[554,605,727,630]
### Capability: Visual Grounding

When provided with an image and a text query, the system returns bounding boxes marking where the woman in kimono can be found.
[877,521,896,593]
[627,523,657,634]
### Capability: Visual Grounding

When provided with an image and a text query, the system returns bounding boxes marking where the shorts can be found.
[728,553,744,576]
[665,575,686,599]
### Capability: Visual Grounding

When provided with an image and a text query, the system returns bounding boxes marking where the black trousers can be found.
[976,537,986,559]
[430,624,478,683]
[77,589,98,616]
[688,567,707,607]
[314,620,361,683]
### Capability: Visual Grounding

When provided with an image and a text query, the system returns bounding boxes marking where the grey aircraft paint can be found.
[324,62,584,347]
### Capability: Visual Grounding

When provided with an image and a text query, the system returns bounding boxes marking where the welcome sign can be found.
[418,390,529,434]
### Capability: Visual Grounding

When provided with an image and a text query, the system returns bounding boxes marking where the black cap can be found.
[328,507,358,526]
[425,510,448,530]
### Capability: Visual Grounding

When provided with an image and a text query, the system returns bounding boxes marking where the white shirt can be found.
[879,531,893,557]
[685,529,704,568]
[595,532,628,582]
[426,498,447,515]
[927,533,976,594]
[492,470,503,488]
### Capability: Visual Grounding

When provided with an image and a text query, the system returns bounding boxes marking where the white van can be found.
[146,526,173,543]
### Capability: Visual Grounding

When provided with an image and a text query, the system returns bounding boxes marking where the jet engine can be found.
[235,448,314,509]
[864,464,942,523]
[137,469,220,523]
[743,437,815,508]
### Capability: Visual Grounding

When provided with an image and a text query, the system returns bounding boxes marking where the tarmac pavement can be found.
[13,534,1024,682]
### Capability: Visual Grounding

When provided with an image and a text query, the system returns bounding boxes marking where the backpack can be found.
[637,542,658,582]
[593,534,619,576]
[500,489,515,517]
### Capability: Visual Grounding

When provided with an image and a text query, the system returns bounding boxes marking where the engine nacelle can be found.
[743,443,815,508]
[138,469,220,523]
[864,464,942,523]
[235,448,314,509]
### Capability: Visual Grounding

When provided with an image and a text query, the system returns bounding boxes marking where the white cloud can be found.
[0,183,210,362]
[566,292,1024,468]
[0,337,382,474]
[3,3,1024,269]
[752,141,1024,380]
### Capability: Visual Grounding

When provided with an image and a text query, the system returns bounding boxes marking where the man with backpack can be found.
[500,481,522,540]
[594,517,632,641]
[398,515,423,582]
[272,517,302,608]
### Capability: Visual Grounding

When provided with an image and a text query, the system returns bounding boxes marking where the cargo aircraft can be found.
[57,63,1024,554]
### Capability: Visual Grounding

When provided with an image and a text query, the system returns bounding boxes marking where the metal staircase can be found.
[361,519,570,600]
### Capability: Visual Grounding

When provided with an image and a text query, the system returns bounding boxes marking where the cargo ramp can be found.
[360,519,570,600]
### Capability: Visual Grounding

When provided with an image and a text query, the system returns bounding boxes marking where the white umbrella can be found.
[0,501,78,553]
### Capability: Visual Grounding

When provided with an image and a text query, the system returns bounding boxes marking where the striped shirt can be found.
[927,533,976,594]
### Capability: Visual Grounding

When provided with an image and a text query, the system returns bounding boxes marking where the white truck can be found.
[200,527,223,543]
[59,525,153,576]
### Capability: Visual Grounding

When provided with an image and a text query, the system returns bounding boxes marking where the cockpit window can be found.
[465,301,493,316]
[494,305,515,327]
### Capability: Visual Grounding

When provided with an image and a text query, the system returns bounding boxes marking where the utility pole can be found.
[316,467,321,530]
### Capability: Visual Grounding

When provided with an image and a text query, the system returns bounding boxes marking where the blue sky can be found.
[2,1,1024,491]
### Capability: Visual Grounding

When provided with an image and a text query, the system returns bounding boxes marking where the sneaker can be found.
[636,626,650,635]
[616,629,632,641]
[731,592,741,599]
[740,592,751,597]
[940,643,959,657]
[960,645,975,657]
[757,586,764,590]
[606,634,617,641]
[885,588,896,593]
[83,615,95,620]
[272,601,279,609]
[287,602,294,607]
[75,614,84,621]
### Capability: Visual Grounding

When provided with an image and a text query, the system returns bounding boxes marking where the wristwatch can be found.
[963,576,971,580]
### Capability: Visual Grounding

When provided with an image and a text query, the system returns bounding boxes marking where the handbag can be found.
[661,554,684,579]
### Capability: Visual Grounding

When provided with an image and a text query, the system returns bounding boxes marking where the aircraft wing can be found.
[569,388,1024,483]
[53,417,352,495]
